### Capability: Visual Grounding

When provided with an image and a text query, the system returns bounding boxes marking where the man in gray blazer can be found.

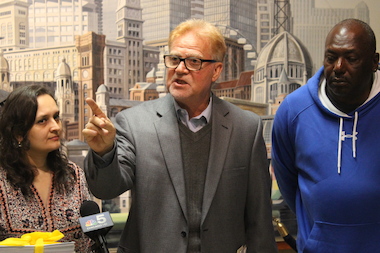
[83,19,277,253]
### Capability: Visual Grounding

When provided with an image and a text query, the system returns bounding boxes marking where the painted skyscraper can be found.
[115,0,145,97]
[203,0,257,51]
[141,0,191,46]
[102,0,118,41]
[191,0,204,19]
[0,0,30,51]
[256,0,274,53]
[290,0,369,71]
[28,0,103,48]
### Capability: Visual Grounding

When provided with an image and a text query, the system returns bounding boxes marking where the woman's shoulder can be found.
[67,160,86,178]
[66,160,83,174]
[67,160,78,168]
[0,168,8,190]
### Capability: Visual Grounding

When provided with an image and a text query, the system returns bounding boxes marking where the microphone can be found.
[273,217,297,252]
[79,200,114,253]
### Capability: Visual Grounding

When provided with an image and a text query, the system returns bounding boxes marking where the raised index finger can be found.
[86,97,106,118]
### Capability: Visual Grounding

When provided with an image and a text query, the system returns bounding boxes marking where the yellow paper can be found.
[0,230,64,253]
[35,238,44,253]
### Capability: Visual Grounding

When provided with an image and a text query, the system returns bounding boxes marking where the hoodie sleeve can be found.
[271,98,298,213]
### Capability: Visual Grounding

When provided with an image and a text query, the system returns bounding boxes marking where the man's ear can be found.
[211,62,223,82]
[373,53,379,72]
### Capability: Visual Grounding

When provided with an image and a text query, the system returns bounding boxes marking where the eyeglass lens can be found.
[165,56,201,71]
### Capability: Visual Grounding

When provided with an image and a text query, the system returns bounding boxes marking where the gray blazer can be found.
[85,94,277,253]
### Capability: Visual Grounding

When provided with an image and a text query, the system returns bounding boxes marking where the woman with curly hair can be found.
[0,85,92,252]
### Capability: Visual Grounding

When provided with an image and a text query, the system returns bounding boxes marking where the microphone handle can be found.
[92,235,109,253]
[283,234,297,252]
[99,234,109,253]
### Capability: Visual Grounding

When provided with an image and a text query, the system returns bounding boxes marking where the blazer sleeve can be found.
[84,111,135,200]
[246,114,278,253]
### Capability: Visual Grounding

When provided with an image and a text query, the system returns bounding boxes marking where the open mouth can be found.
[174,79,188,85]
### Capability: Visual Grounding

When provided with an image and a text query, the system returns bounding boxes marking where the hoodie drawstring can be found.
[337,111,358,174]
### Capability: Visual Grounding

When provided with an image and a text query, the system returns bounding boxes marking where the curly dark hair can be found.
[0,85,76,196]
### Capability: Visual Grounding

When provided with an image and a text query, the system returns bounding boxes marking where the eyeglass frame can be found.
[163,55,219,71]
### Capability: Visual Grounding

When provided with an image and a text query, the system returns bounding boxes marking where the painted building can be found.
[290,0,369,71]
[28,0,102,48]
[0,0,29,51]
[252,31,312,115]
[0,51,11,92]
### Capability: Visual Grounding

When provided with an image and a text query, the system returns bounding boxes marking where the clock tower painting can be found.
[55,58,75,137]
[75,32,106,141]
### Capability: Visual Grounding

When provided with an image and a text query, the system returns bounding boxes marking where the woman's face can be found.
[26,94,62,157]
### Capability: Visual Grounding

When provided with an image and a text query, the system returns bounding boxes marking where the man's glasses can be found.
[163,55,218,71]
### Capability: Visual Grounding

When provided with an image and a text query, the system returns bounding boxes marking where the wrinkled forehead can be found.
[326,23,370,50]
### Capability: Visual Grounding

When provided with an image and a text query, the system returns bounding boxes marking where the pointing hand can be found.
[82,98,116,156]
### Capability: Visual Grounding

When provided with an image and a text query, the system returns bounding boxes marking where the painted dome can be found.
[56,58,71,77]
[255,31,312,73]
[0,51,9,72]
[146,67,156,78]
[97,84,109,93]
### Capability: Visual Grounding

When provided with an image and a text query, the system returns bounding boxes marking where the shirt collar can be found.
[174,96,212,132]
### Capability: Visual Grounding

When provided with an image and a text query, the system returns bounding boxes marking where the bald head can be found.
[326,19,376,53]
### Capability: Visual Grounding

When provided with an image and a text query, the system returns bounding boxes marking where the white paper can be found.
[0,241,75,253]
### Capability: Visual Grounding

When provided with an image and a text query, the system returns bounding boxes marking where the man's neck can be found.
[325,79,373,114]
[325,91,363,114]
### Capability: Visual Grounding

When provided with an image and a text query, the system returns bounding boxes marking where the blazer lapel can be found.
[201,96,232,223]
[154,95,188,222]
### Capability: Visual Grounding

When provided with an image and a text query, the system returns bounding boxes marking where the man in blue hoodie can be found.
[272,19,380,253]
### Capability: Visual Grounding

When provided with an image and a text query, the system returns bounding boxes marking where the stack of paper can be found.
[0,241,75,253]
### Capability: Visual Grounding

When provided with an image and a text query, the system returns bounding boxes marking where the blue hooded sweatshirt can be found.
[272,67,380,252]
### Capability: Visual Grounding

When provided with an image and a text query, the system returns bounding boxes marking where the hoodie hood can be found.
[311,67,380,174]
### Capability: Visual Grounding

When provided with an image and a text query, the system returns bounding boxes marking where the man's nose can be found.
[175,60,189,73]
[333,58,345,73]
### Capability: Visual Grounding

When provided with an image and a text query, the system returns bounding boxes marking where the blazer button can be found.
[181,231,187,237]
